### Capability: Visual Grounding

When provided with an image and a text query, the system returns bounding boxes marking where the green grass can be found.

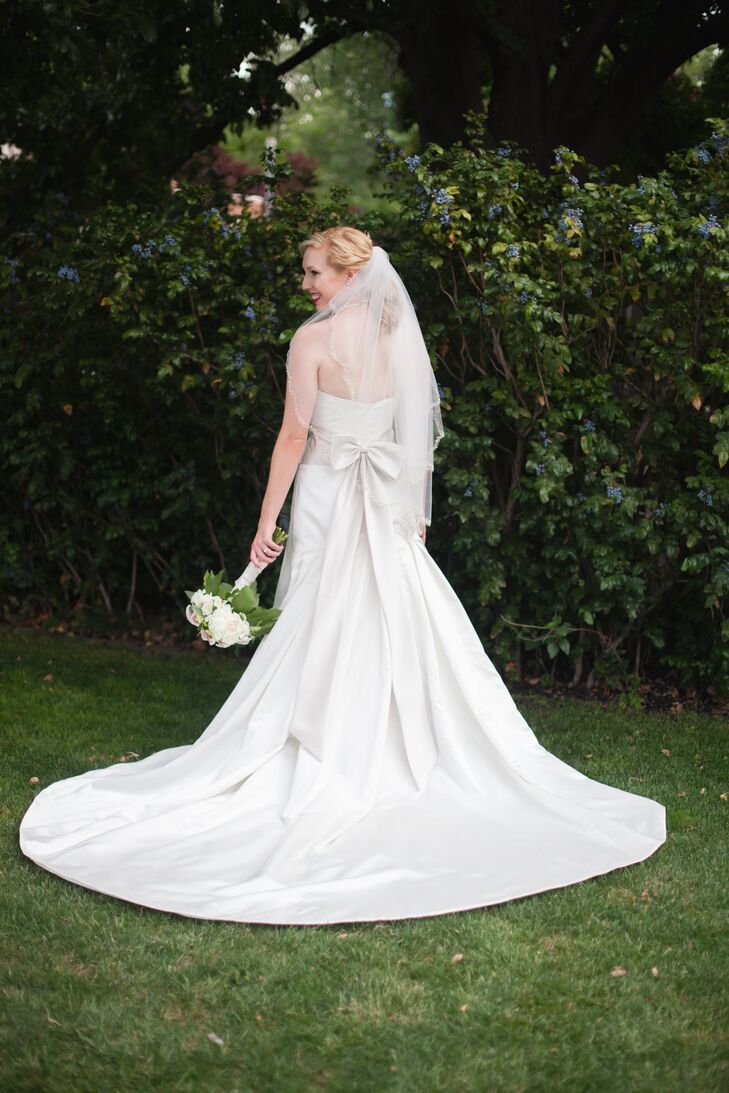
[1,626,727,1093]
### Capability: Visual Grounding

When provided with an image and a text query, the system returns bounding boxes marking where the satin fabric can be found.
[18,391,666,924]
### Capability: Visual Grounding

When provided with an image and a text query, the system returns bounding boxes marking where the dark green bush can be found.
[2,124,728,693]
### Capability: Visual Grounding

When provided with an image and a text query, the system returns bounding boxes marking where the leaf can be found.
[610,965,629,977]
[451,952,464,963]
[207,1032,224,1047]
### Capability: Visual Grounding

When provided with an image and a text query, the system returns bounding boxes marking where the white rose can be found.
[206,603,239,647]
[191,590,216,616]
[232,614,252,645]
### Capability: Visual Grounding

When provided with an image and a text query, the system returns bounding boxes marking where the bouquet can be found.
[185,526,288,648]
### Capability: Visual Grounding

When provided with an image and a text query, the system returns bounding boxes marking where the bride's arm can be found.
[250,331,318,568]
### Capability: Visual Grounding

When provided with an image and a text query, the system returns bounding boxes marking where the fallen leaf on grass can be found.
[610,965,629,977]
[337,932,349,939]
[42,674,54,684]
[451,953,464,963]
[46,1015,61,1026]
[459,1003,469,1013]
[640,890,651,902]
[661,748,671,757]
[720,793,727,801]
[207,1032,224,1047]
[651,967,659,978]
[699,787,706,795]
[29,776,39,786]
[254,1014,263,1023]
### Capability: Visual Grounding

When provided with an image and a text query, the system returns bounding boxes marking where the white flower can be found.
[191,590,217,616]
[207,603,252,647]
[186,604,202,626]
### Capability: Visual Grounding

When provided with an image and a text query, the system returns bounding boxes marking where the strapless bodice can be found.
[302,390,396,466]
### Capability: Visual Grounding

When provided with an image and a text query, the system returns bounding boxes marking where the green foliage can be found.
[373,119,729,693]
[0,158,352,628]
[2,124,729,692]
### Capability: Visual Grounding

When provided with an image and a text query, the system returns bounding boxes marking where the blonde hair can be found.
[298,226,373,271]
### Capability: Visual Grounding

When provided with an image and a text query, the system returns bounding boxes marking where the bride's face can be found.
[301,246,353,311]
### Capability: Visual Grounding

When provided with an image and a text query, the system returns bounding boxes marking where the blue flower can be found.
[606,485,623,504]
[487,203,502,220]
[577,493,587,502]
[510,181,519,191]
[497,147,512,158]
[3,257,19,284]
[434,189,453,206]
[696,145,712,165]
[655,502,666,518]
[439,210,451,225]
[158,234,177,252]
[698,214,721,238]
[583,287,593,298]
[629,221,656,247]
[180,274,190,287]
[244,305,256,320]
[582,419,596,432]
[506,244,519,258]
[521,290,533,304]
[554,151,563,164]
[476,300,489,315]
[697,488,714,507]
[567,174,580,186]
[233,351,245,369]
[405,155,421,171]
[534,463,545,476]
[559,206,584,231]
[57,264,80,283]
[228,389,238,400]
[539,429,551,447]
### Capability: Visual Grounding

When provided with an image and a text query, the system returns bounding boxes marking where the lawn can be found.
[1,626,727,1092]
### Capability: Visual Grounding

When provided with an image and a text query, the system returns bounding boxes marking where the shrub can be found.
[2,124,728,692]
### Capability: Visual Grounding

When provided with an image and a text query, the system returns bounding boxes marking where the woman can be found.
[19,227,666,925]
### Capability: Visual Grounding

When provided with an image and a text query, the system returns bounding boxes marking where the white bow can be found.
[329,435,402,487]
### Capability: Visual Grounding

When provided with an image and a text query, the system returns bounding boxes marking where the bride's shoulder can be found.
[289,320,329,358]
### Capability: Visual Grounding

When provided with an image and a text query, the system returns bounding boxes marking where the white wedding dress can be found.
[19,389,666,924]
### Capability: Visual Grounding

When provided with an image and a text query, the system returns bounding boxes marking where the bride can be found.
[19,226,666,925]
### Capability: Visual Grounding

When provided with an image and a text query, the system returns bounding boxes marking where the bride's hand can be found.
[250,522,284,569]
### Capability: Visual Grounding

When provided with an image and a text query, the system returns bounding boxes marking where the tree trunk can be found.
[393,0,485,148]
